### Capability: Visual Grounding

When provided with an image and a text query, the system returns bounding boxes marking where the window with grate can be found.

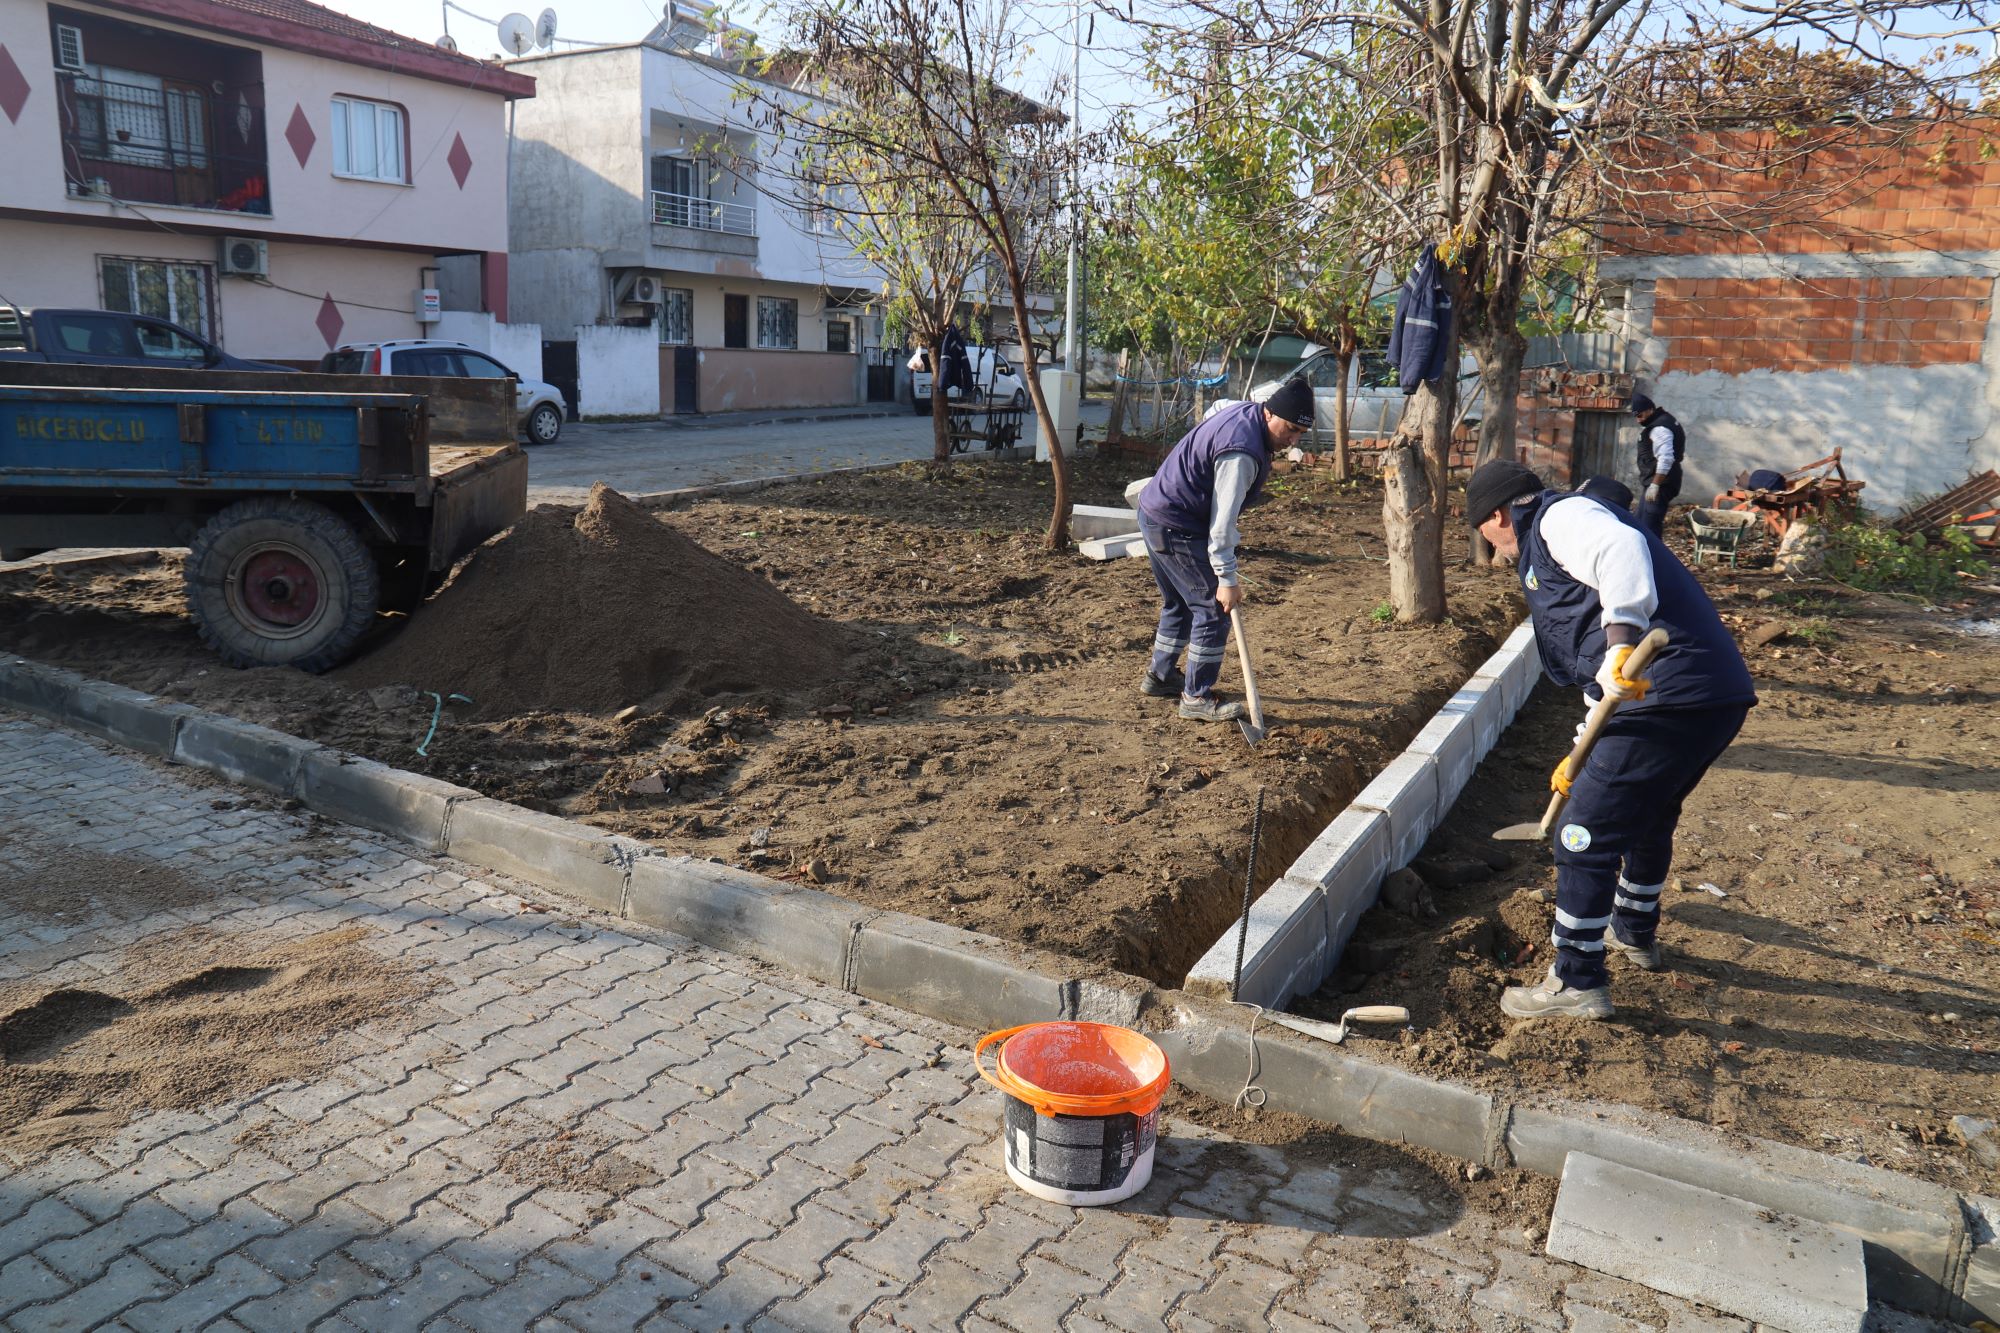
[659,288,694,345]
[826,319,851,353]
[756,296,798,350]
[99,256,213,339]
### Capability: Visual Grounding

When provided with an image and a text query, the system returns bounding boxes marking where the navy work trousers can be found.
[1140,515,1228,699]
[1550,702,1748,990]
[1637,468,1683,538]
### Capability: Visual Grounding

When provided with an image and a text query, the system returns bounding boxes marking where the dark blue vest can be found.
[1138,400,1272,535]
[1513,490,1755,711]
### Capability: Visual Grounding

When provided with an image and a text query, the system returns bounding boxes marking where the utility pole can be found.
[1060,0,1081,368]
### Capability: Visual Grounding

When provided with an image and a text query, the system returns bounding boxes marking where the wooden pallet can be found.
[1895,470,2000,535]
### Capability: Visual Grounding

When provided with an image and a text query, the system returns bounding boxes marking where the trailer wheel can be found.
[185,498,379,672]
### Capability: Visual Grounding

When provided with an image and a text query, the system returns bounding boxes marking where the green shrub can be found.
[1370,600,1396,625]
[1821,518,1988,599]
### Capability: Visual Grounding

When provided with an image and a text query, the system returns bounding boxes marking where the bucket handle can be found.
[975,1024,1060,1117]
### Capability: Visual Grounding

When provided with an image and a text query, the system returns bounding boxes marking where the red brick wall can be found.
[1651,275,1992,373]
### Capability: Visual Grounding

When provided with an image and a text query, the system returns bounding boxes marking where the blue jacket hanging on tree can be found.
[1385,242,1453,394]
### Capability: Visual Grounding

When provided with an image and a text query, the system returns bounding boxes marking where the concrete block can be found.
[1070,505,1141,541]
[172,712,321,797]
[1183,874,1326,1008]
[1960,1196,1999,1324]
[1439,676,1504,758]
[64,680,190,759]
[1546,1154,1865,1333]
[1079,533,1147,561]
[1285,808,1390,973]
[1351,751,1439,868]
[1123,477,1152,507]
[299,751,475,853]
[1407,706,1479,812]
[849,913,1068,1033]
[0,656,85,720]
[624,855,865,988]
[1505,1103,1963,1314]
[445,799,634,913]
[1154,1009,1489,1164]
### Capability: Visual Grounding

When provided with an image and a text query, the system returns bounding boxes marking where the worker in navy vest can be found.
[1630,392,1686,538]
[1465,460,1756,1019]
[1135,377,1314,722]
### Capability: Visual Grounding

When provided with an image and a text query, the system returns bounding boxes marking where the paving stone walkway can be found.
[0,716,1948,1332]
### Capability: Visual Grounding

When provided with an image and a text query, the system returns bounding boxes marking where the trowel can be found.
[1492,628,1670,842]
[1270,1006,1411,1045]
[1229,607,1268,746]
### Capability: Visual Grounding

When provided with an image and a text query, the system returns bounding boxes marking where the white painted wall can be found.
[432,311,544,383]
[576,324,660,416]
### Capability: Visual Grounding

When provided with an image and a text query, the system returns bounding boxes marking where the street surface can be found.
[0,716,1947,1332]
[528,404,1112,504]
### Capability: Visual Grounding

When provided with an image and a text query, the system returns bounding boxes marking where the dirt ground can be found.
[0,457,1517,987]
[1302,531,2000,1191]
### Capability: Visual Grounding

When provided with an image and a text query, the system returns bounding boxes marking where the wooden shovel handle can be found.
[1539,628,1670,836]
[1342,1005,1411,1024]
[1230,607,1265,731]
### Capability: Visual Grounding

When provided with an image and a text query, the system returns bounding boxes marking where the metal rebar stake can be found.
[1231,787,1265,1003]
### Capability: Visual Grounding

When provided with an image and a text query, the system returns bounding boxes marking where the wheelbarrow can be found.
[1688,507,1758,568]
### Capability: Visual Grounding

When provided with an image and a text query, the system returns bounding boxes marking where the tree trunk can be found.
[1001,277,1069,548]
[927,337,951,471]
[1466,325,1525,564]
[1332,346,1353,483]
[1383,441,1445,622]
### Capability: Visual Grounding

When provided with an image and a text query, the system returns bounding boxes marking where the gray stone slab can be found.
[849,913,1068,1033]
[1287,807,1390,976]
[445,799,634,913]
[298,750,473,853]
[1079,533,1146,561]
[1183,874,1325,1009]
[1408,706,1479,812]
[1154,1003,1490,1164]
[64,679,190,759]
[1123,476,1152,507]
[1953,1194,1998,1326]
[0,656,83,721]
[1546,1154,1865,1333]
[624,855,864,987]
[1070,504,1141,540]
[1506,1103,1963,1315]
[173,712,321,797]
[1350,751,1439,868]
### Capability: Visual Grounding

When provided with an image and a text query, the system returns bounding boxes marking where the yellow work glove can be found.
[1549,756,1574,797]
[1593,644,1652,703]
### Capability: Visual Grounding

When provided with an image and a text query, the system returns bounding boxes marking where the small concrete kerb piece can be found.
[1079,533,1147,562]
[1545,1153,1866,1333]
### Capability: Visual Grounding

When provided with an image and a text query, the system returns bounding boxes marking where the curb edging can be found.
[1,651,1993,1321]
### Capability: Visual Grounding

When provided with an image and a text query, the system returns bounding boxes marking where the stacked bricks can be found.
[1606,123,2000,258]
[1652,274,1992,374]
[1515,369,1635,489]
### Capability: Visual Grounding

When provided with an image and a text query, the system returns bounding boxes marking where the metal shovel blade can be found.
[1237,716,1267,746]
[1490,821,1549,842]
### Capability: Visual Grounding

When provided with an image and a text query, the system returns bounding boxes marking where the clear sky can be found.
[321,0,1149,132]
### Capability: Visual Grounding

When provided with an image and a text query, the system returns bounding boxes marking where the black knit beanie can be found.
[1262,376,1315,427]
[1465,460,1543,527]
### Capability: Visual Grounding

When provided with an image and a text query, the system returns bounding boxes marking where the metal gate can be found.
[541,340,579,422]
[672,346,698,414]
[1573,410,1632,490]
[864,347,896,403]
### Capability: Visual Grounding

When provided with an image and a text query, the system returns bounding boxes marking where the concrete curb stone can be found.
[849,913,1070,1035]
[298,750,477,853]
[172,713,322,797]
[1183,875,1328,1007]
[1352,750,1442,871]
[444,799,638,914]
[624,855,867,989]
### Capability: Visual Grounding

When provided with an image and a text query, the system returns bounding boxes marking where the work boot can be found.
[1607,931,1663,971]
[1139,667,1184,698]
[1500,966,1613,1020]
[1177,694,1246,723]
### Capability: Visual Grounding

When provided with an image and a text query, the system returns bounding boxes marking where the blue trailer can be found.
[0,380,527,671]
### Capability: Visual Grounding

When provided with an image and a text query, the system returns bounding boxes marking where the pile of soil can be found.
[340,483,850,718]
[0,924,429,1152]
[1304,561,2000,1190]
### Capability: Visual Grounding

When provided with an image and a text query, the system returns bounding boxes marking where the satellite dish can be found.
[535,8,558,47]
[436,33,459,51]
[497,12,536,55]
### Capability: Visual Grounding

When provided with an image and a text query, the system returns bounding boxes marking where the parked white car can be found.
[1250,349,1481,441]
[909,344,1028,414]
[319,340,568,445]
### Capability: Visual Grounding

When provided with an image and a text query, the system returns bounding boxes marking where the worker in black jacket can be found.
[1630,392,1686,538]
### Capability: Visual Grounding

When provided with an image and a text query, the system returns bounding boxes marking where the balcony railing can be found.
[651,190,756,237]
[59,72,270,215]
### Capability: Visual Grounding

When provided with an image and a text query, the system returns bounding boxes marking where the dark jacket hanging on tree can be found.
[1385,242,1454,394]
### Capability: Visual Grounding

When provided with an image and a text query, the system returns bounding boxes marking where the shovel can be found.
[1270,1006,1410,1045]
[1492,628,1670,843]
[1229,607,1268,746]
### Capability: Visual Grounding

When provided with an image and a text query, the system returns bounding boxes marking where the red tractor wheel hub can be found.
[239,549,320,627]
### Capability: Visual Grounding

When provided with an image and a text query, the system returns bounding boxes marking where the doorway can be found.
[723,294,748,349]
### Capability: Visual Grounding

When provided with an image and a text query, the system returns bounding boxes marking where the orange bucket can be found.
[976,1022,1169,1205]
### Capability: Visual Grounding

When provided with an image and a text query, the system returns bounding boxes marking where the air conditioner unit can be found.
[218,236,268,277]
[55,25,86,72]
[614,271,662,306]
